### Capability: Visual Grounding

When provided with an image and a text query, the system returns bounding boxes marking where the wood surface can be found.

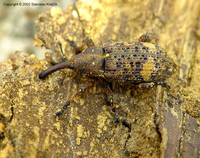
[0,0,200,157]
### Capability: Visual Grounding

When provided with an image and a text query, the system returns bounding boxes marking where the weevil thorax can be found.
[75,46,105,77]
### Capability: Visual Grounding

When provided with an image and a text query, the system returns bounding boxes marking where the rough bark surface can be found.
[0,0,200,158]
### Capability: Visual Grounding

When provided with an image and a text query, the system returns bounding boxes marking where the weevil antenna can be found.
[58,41,66,60]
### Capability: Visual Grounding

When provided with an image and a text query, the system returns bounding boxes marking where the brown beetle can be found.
[39,34,177,117]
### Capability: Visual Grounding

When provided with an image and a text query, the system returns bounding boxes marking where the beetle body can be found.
[74,42,176,83]
[39,37,177,117]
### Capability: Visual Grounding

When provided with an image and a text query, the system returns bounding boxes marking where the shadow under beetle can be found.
[39,33,177,117]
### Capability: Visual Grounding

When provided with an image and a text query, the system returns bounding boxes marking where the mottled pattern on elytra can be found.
[103,42,176,83]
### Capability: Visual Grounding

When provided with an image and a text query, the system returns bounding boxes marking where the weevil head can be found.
[75,47,105,77]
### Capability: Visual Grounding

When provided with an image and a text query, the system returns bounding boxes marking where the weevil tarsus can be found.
[105,84,114,112]
[138,31,158,44]
[114,113,119,126]
[56,101,70,117]
[58,70,67,86]
[155,81,170,89]
[105,83,120,124]
[56,81,94,117]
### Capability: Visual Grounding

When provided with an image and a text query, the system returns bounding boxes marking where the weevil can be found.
[39,33,177,117]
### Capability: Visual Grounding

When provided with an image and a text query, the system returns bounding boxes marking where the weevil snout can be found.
[39,46,106,79]
[39,59,75,79]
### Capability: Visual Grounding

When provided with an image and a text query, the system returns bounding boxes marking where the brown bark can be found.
[0,0,200,157]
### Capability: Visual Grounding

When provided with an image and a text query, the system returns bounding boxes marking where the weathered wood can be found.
[0,0,200,157]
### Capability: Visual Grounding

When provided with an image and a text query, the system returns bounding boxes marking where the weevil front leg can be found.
[67,37,95,55]
[56,81,94,117]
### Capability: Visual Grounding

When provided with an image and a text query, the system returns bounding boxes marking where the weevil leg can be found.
[57,42,66,61]
[137,82,170,90]
[73,3,83,22]
[67,39,83,55]
[55,81,94,117]
[67,37,95,55]
[155,81,170,89]
[83,37,95,47]
[58,70,67,86]
[105,83,119,124]
[137,82,155,89]
[138,30,158,44]
[105,83,114,111]
[73,3,85,37]
[107,38,113,43]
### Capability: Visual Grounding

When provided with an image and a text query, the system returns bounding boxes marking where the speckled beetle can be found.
[39,33,177,117]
